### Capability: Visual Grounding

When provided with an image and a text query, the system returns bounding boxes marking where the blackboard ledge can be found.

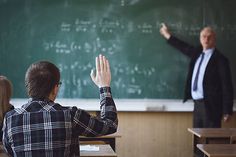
[11,98,236,112]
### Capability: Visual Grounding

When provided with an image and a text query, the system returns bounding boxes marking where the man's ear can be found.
[54,85,60,94]
[53,84,60,97]
[49,85,59,101]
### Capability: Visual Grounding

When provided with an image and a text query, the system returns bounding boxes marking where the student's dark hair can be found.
[25,61,60,99]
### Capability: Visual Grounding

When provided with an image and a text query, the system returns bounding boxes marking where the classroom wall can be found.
[114,112,236,157]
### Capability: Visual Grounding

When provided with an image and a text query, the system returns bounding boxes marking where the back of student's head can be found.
[25,61,60,99]
[0,76,13,122]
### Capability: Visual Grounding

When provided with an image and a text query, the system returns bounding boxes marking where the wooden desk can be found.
[1,143,117,157]
[188,128,236,139]
[188,128,236,157]
[197,144,236,157]
[80,132,121,152]
[80,144,117,157]
[80,141,106,145]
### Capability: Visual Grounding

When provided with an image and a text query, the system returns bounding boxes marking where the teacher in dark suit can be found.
[160,23,234,128]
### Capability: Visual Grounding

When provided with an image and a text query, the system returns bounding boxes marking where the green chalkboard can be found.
[0,0,235,99]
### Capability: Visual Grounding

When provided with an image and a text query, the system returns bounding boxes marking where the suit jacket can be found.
[167,36,234,121]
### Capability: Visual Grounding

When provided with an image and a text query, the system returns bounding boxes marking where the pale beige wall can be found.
[115,112,236,157]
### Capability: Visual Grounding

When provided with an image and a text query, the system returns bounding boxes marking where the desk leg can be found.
[108,138,115,152]
[206,137,230,144]
[193,137,230,157]
[194,136,205,157]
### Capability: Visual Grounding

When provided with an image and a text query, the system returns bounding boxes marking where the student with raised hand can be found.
[2,54,118,157]
[160,23,234,156]
[0,76,14,140]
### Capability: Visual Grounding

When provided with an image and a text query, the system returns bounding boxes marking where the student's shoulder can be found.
[5,108,21,118]
[53,103,79,111]
[53,104,86,116]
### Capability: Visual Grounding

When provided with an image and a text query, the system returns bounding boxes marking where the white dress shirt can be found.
[191,48,214,100]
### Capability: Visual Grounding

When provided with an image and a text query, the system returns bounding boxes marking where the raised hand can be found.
[159,23,171,39]
[90,54,111,88]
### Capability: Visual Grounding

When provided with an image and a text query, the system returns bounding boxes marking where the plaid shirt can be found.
[2,87,117,157]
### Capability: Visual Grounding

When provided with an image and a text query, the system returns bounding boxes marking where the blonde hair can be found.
[200,26,216,38]
[0,76,13,123]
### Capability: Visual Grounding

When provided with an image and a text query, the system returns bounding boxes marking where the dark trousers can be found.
[193,99,221,157]
[193,99,221,128]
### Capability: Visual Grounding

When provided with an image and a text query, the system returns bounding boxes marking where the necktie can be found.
[193,53,205,91]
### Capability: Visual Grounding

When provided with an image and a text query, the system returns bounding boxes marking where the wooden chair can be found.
[230,135,236,144]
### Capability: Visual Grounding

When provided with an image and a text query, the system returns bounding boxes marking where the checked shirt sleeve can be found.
[73,87,118,137]
[2,117,14,156]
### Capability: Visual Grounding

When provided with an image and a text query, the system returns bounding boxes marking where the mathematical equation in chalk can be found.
[60,19,236,36]
[56,61,159,96]
[43,38,119,55]
[60,19,206,35]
